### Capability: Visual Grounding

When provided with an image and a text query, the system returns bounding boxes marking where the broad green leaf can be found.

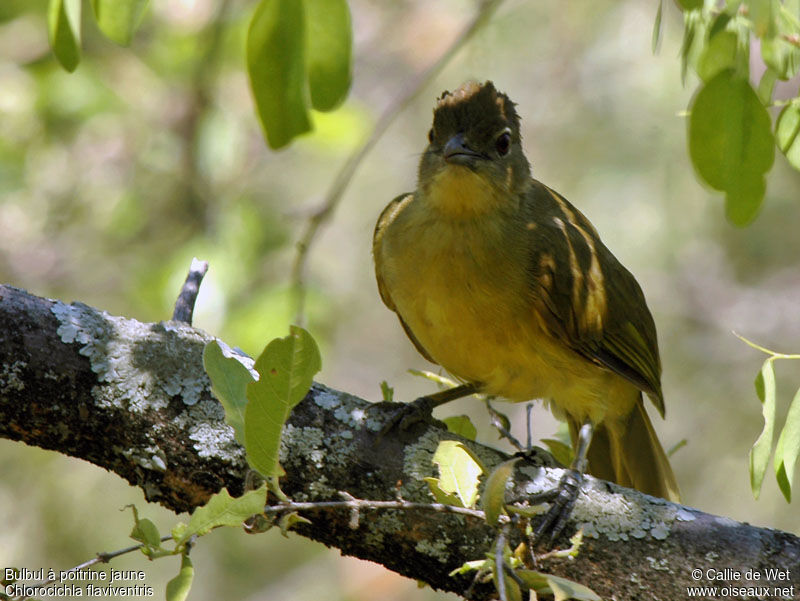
[774,386,800,502]
[165,554,194,601]
[517,570,601,600]
[424,477,463,506]
[175,486,267,546]
[430,440,486,508]
[90,0,148,46]
[676,0,703,10]
[776,102,800,171]
[688,70,775,226]
[203,340,256,445]
[442,415,477,440]
[305,0,351,111]
[652,0,663,54]
[750,359,776,498]
[697,31,738,82]
[247,0,311,149]
[541,438,574,467]
[245,326,321,478]
[757,68,778,104]
[48,0,81,72]
[481,458,519,526]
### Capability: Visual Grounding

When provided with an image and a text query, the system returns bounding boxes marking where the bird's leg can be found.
[377,382,480,434]
[529,418,594,546]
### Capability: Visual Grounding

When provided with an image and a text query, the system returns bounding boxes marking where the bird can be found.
[372,80,680,540]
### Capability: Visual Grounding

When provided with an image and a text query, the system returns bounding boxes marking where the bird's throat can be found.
[423,166,506,218]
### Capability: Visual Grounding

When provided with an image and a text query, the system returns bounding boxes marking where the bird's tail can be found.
[570,397,681,502]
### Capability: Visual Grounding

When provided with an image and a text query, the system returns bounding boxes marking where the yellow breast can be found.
[376,175,637,424]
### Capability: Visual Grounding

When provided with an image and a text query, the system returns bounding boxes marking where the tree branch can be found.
[1,284,798,601]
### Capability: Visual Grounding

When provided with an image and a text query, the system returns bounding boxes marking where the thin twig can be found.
[290,0,506,324]
[172,257,209,324]
[264,493,490,522]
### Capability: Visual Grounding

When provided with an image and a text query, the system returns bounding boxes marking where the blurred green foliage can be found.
[1,0,800,600]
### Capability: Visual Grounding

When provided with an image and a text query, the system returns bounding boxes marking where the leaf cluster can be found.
[666,0,800,225]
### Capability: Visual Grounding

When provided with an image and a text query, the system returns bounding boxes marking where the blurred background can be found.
[1,0,798,599]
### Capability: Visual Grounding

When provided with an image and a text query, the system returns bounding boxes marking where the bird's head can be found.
[418,81,531,215]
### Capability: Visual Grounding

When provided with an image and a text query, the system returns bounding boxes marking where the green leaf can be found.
[48,0,81,72]
[676,0,703,10]
[175,486,267,546]
[203,341,256,445]
[90,0,148,46]
[304,0,351,111]
[424,477,464,506]
[517,570,601,600]
[429,440,486,508]
[749,0,777,38]
[776,102,800,172]
[750,359,776,499]
[762,37,800,80]
[688,69,775,226]
[652,0,663,54]
[245,326,321,478]
[247,0,312,149]
[774,386,800,502]
[756,68,778,105]
[481,458,519,526]
[379,380,394,402]
[697,31,738,82]
[277,511,312,537]
[541,438,574,467]
[442,415,477,441]
[165,554,194,601]
[130,517,161,548]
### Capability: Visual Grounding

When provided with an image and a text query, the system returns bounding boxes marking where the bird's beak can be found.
[443,133,485,166]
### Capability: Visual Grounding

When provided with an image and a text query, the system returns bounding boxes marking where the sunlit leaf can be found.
[750,359,776,498]
[90,0,149,46]
[48,0,81,72]
[203,340,256,445]
[443,415,477,440]
[305,0,351,111]
[245,326,321,478]
[247,0,312,149]
[774,386,800,502]
[775,102,800,172]
[430,440,486,508]
[688,69,774,226]
[175,486,267,546]
[424,477,463,506]
[165,554,194,601]
[481,458,519,526]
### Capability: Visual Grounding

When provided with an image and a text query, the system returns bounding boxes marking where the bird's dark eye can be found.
[428,128,434,144]
[495,131,511,156]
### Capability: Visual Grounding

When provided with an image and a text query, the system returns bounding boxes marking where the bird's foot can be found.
[528,468,583,547]
[376,395,438,436]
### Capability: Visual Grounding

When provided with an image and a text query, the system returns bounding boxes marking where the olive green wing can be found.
[373,193,436,364]
[525,181,664,415]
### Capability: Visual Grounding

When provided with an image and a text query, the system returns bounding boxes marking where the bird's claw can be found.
[529,468,583,546]
[376,396,436,438]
